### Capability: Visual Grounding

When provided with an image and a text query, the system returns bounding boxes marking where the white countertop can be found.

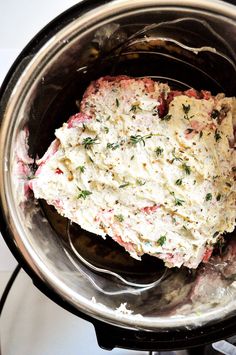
[0,0,82,272]
[0,270,149,355]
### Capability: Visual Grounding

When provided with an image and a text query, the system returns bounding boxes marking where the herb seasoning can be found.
[157,235,166,246]
[82,136,99,149]
[129,134,152,146]
[77,189,92,199]
[205,193,212,201]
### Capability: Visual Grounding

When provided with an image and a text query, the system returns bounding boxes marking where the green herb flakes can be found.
[216,194,221,201]
[82,136,99,149]
[175,178,183,186]
[211,109,220,119]
[77,166,85,173]
[136,179,146,186]
[130,103,141,113]
[104,127,109,134]
[170,191,185,206]
[161,114,172,121]
[175,198,185,206]
[131,155,135,160]
[77,189,92,200]
[182,103,191,115]
[205,193,212,201]
[129,134,152,146]
[107,142,120,150]
[171,148,183,162]
[214,130,221,142]
[119,182,130,188]
[115,214,124,222]
[115,98,119,107]
[155,147,164,156]
[157,235,166,246]
[182,103,194,120]
[185,128,194,134]
[182,163,191,175]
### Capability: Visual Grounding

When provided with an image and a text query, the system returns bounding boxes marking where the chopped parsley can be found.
[161,114,172,121]
[182,163,191,175]
[157,235,166,246]
[82,136,99,149]
[77,188,92,199]
[205,193,212,201]
[77,165,85,173]
[175,178,183,186]
[155,147,164,156]
[131,155,135,160]
[107,142,120,150]
[115,98,120,107]
[214,130,221,142]
[129,134,152,146]
[119,182,130,188]
[199,131,203,139]
[104,127,109,134]
[136,179,146,186]
[115,214,124,222]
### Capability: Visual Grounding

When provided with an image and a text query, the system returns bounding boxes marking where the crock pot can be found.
[1,0,236,351]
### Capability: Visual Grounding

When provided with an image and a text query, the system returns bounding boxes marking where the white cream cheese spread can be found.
[31,76,236,268]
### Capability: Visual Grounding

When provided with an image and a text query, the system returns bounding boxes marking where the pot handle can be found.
[94,322,145,351]
[93,322,169,351]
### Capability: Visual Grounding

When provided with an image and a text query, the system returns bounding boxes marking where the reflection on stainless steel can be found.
[64,248,168,296]
[0,0,236,334]
[67,221,168,292]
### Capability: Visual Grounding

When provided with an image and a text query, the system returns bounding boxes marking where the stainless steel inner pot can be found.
[1,0,236,350]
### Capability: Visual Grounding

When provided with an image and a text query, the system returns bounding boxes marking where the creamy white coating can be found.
[32,77,236,268]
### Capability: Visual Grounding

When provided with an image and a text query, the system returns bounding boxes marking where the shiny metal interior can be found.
[0,0,236,331]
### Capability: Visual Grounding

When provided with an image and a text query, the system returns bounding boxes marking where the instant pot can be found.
[1,0,236,351]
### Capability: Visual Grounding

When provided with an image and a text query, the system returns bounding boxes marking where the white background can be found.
[0,0,82,272]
